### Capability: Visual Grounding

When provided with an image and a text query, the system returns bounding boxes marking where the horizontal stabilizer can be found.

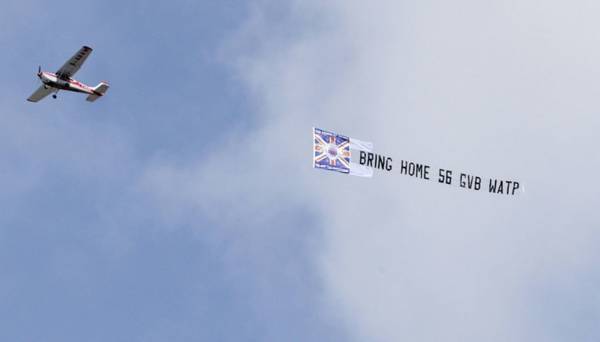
[86,81,109,102]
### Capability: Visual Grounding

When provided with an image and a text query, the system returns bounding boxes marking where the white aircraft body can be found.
[27,46,109,103]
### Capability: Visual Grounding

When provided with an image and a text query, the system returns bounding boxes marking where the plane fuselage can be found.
[39,72,100,96]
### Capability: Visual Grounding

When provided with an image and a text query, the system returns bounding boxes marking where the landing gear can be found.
[52,94,57,99]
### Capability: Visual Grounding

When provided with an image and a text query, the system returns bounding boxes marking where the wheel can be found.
[52,94,57,99]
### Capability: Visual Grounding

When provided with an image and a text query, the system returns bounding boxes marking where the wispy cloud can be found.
[142,1,600,341]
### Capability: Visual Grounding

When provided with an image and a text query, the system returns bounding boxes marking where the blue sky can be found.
[1,1,348,341]
[2,1,600,341]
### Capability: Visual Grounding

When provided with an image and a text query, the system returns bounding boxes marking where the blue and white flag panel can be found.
[313,127,373,178]
[348,137,374,178]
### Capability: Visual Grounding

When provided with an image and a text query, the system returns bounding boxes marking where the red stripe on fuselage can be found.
[41,71,95,94]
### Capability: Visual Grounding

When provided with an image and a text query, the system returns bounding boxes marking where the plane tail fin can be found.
[86,81,109,102]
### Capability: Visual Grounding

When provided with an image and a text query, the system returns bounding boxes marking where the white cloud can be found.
[142,1,600,341]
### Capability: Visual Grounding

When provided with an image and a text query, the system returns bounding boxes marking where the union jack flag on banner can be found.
[313,127,351,173]
[313,127,374,177]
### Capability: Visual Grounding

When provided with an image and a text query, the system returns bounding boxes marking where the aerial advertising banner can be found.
[312,127,522,196]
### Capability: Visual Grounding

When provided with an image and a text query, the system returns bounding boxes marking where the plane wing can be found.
[27,85,54,102]
[56,46,93,79]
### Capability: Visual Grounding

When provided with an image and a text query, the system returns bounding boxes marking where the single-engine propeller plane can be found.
[27,46,109,103]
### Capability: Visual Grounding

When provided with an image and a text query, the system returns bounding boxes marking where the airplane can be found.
[27,46,109,103]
